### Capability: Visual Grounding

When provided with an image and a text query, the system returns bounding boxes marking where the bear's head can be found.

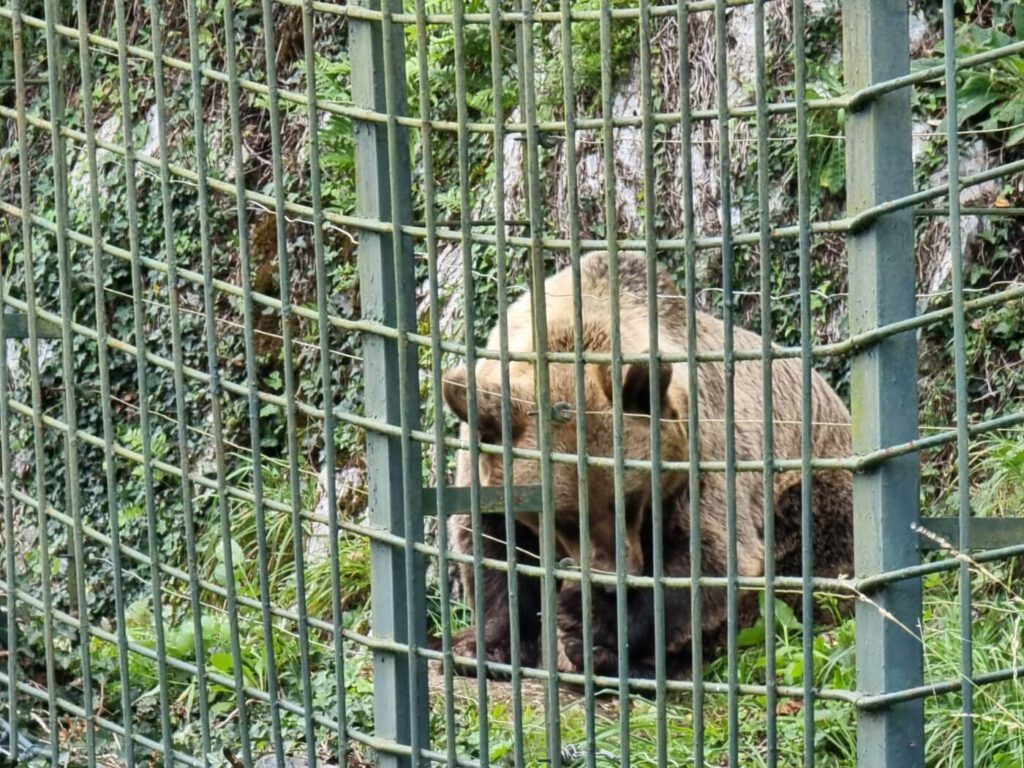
[442,350,689,566]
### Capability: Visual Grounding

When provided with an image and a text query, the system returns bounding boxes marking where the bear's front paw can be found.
[450,626,509,677]
[448,626,540,678]
[556,584,620,675]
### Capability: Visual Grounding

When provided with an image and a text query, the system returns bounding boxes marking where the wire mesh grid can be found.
[0,0,1022,765]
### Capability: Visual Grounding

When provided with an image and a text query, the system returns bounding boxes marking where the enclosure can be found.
[1,0,1024,765]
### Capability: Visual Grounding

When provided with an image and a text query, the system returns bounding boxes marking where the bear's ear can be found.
[442,365,526,444]
[442,365,470,423]
[615,361,674,415]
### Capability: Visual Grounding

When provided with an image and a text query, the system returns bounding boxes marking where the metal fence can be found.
[1,0,1023,765]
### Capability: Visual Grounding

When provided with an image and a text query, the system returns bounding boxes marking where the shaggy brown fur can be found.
[442,251,852,677]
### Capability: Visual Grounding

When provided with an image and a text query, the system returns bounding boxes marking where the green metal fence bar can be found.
[147,0,216,759]
[597,0,631,759]
[73,0,137,760]
[450,0,492,739]
[556,2,599,761]
[412,2,457,759]
[182,0,253,757]
[711,0,741,760]
[0,225,16,764]
[844,2,925,767]
[637,0,667,763]
[220,0,287,755]
[302,0,350,762]
[793,0,816,763]
[43,0,99,759]
[753,0,778,763]
[351,0,430,763]
[491,0,530,759]
[184,0,254,756]
[941,0,974,764]
[11,1,62,757]
[520,0,562,760]
[675,0,705,756]
[259,0,321,756]
[111,0,178,756]
[380,0,429,761]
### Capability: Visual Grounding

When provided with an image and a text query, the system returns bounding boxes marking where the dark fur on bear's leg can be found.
[771,471,855,628]
[450,517,542,677]
[556,504,708,678]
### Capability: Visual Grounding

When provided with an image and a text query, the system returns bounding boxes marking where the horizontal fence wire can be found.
[1,0,1022,765]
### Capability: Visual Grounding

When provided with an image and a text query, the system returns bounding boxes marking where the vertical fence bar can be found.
[450,0,491,747]
[11,3,61,758]
[0,252,15,762]
[41,0,98,759]
[675,0,704,760]
[843,0,924,765]
[752,0,778,763]
[940,1,973,763]
[350,2,429,765]
[711,0,739,759]
[218,0,286,757]
[183,0,253,757]
[256,0,319,756]
[111,0,176,757]
[519,1,561,762]
[73,1,137,760]
[412,7,457,763]
[379,2,428,764]
[636,0,668,761]
[487,1,528,762]
[301,4,349,763]
[792,0,815,762]
[146,0,214,759]
[596,0,630,758]
[556,4,597,766]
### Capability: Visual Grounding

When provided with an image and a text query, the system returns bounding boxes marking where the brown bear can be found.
[441,250,852,678]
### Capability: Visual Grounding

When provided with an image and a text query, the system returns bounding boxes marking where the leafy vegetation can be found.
[1,0,1023,765]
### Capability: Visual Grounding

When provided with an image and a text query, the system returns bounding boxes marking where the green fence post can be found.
[350,2,429,766]
[843,0,925,765]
